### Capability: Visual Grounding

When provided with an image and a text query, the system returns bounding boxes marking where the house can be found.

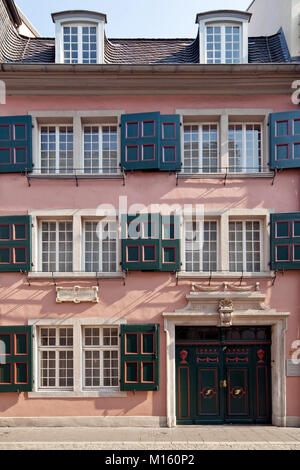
[0,0,299,428]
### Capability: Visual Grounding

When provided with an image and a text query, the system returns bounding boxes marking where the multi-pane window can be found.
[63,25,97,64]
[183,124,219,173]
[83,327,119,388]
[40,221,73,272]
[84,221,118,273]
[206,24,241,64]
[39,327,73,389]
[40,126,73,174]
[228,124,262,172]
[184,220,218,272]
[83,125,118,174]
[229,221,261,272]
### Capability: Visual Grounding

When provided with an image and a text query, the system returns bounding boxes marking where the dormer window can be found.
[196,10,251,64]
[206,24,241,64]
[63,25,97,64]
[52,10,107,64]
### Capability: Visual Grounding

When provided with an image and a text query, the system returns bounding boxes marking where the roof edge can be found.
[51,10,107,24]
[195,10,252,23]
[3,0,22,27]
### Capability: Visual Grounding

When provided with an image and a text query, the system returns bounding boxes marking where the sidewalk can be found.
[0,425,299,450]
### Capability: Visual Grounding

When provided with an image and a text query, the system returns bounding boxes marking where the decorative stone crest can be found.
[218,299,234,327]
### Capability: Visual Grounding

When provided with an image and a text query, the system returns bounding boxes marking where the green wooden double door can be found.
[176,326,272,425]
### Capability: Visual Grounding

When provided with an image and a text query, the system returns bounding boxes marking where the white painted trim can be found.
[28,318,126,398]
[29,110,124,174]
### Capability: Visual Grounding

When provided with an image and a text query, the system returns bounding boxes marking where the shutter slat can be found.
[0,216,31,272]
[121,214,161,271]
[160,215,181,271]
[121,112,160,170]
[269,111,300,170]
[159,115,181,171]
[120,324,160,391]
[0,326,33,392]
[270,212,300,270]
[0,116,33,173]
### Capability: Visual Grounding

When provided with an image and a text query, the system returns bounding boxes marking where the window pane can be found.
[229,221,261,272]
[84,221,118,273]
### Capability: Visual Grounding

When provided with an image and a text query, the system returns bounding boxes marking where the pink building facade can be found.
[0,0,299,427]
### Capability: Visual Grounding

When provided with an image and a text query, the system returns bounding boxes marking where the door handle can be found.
[220,380,227,388]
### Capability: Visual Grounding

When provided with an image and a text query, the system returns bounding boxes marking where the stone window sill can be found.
[28,390,127,398]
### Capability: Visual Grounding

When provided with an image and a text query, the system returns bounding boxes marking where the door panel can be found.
[176,326,271,425]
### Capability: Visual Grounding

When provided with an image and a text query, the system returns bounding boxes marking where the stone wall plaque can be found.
[286,359,300,377]
[56,286,99,304]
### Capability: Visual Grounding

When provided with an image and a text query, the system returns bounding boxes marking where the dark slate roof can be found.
[248,28,291,63]
[0,0,295,65]
[104,35,199,64]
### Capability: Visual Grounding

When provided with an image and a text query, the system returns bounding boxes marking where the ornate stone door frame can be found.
[163,283,290,427]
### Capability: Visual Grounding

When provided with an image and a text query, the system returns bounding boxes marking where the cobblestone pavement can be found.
[0,426,299,450]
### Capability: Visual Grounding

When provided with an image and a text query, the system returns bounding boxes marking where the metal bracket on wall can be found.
[271,167,277,186]
[51,272,57,287]
[272,271,277,286]
[224,167,228,186]
[20,270,31,286]
[122,169,126,186]
[24,169,31,187]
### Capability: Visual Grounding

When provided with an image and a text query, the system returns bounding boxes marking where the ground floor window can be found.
[36,323,120,393]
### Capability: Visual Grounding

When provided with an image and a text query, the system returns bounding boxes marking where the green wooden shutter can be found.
[120,324,160,391]
[270,212,300,270]
[121,112,160,170]
[0,115,33,173]
[121,214,161,271]
[0,326,33,392]
[160,215,181,272]
[269,111,300,170]
[0,215,31,272]
[159,115,181,171]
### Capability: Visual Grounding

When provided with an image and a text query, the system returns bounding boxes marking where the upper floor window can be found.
[206,24,241,64]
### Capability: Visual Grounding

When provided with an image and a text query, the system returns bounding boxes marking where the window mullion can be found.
[99,126,103,173]
[221,26,225,63]
[55,126,59,175]
[198,125,202,172]
[242,221,247,272]
[56,221,59,272]
[243,124,247,172]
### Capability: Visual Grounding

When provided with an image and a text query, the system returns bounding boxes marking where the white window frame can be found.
[29,319,126,398]
[228,122,263,173]
[179,209,271,279]
[183,122,219,173]
[30,110,124,177]
[38,326,74,390]
[82,219,119,274]
[29,209,123,279]
[183,218,219,273]
[205,23,242,64]
[177,108,272,176]
[62,23,98,64]
[39,124,74,175]
[82,124,119,174]
[82,326,119,389]
[228,219,263,273]
[38,219,73,273]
